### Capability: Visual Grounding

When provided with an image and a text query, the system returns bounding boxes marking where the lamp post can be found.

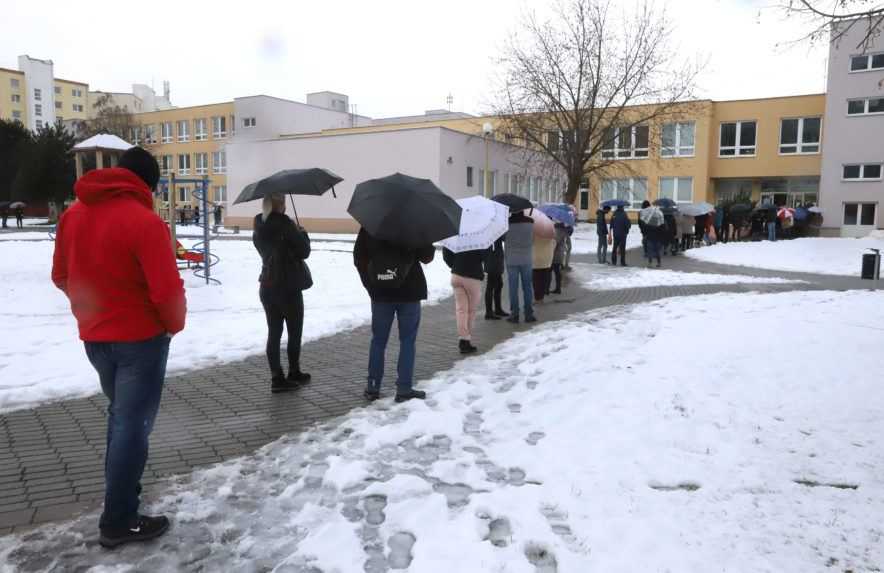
[483,122,493,198]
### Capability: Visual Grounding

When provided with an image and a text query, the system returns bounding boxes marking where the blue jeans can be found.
[647,239,662,263]
[597,235,608,263]
[506,264,534,319]
[768,221,776,241]
[84,334,170,531]
[368,302,421,393]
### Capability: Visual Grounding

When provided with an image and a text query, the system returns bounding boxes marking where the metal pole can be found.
[484,134,490,198]
[169,173,177,254]
[202,177,210,285]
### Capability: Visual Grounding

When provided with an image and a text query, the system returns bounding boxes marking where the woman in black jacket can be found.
[252,193,312,393]
[483,238,507,320]
[442,247,485,354]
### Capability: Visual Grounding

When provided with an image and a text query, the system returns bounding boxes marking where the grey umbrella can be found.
[234,168,343,223]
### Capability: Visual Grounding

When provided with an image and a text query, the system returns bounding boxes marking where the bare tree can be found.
[492,0,701,204]
[781,0,884,49]
[78,93,136,141]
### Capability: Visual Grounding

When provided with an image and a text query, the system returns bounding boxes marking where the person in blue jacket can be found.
[610,205,632,266]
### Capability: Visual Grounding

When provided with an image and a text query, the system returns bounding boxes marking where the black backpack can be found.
[367,243,415,289]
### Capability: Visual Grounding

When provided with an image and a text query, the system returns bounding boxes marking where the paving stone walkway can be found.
[0,248,874,535]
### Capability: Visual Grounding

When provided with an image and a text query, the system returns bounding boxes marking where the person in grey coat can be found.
[551,223,568,294]
[504,212,536,324]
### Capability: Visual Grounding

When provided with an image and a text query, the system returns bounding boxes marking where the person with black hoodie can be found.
[483,237,508,320]
[443,247,485,354]
[610,205,631,266]
[354,228,435,403]
[252,193,312,393]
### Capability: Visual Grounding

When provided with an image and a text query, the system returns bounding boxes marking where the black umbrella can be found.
[729,203,752,216]
[754,203,778,211]
[234,168,343,224]
[347,173,462,249]
[491,193,533,213]
[653,198,677,209]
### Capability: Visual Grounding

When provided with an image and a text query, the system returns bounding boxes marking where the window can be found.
[34,88,41,101]
[35,120,43,129]
[719,121,756,156]
[779,117,821,154]
[10,78,19,89]
[243,117,256,128]
[160,155,173,176]
[601,178,647,210]
[194,118,207,141]
[72,104,84,112]
[35,104,42,116]
[10,94,20,103]
[71,88,82,97]
[466,166,474,187]
[212,151,227,174]
[178,154,191,175]
[145,124,157,144]
[55,101,62,109]
[195,152,208,175]
[131,126,141,145]
[661,122,695,157]
[162,122,173,143]
[177,120,190,142]
[850,52,884,72]
[659,177,693,204]
[54,86,61,95]
[214,185,227,203]
[12,110,21,121]
[843,163,883,180]
[580,189,589,210]
[178,187,190,203]
[843,203,876,226]
[601,125,649,159]
[847,97,884,115]
[212,116,227,138]
[547,131,560,152]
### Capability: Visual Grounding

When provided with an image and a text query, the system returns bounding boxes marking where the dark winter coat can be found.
[595,210,608,236]
[443,248,485,281]
[253,212,312,302]
[483,238,505,275]
[353,228,435,303]
[553,224,568,264]
[610,209,631,238]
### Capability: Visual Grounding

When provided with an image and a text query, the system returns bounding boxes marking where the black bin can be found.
[861,253,880,280]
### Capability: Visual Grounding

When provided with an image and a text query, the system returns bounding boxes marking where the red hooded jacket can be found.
[52,168,186,342]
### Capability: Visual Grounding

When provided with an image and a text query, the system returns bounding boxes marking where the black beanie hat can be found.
[119,146,160,190]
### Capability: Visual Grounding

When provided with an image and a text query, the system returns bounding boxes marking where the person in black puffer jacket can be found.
[443,247,485,354]
[253,193,312,393]
[483,237,507,320]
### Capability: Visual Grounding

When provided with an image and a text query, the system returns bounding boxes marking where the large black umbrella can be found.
[491,193,533,213]
[653,198,677,209]
[729,203,752,216]
[347,173,462,249]
[234,168,342,224]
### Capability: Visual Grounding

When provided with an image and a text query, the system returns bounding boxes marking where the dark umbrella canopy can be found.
[234,168,343,204]
[347,173,462,249]
[754,203,778,212]
[729,203,752,216]
[491,193,533,213]
[653,198,677,209]
[601,199,629,208]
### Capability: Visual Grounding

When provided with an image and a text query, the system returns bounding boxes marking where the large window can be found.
[194,118,207,141]
[843,203,876,226]
[242,117,256,128]
[178,153,191,175]
[160,155,173,176]
[144,124,157,144]
[659,177,693,204]
[719,121,756,156]
[850,52,884,72]
[195,152,208,175]
[780,117,821,154]
[847,98,884,115]
[214,185,227,203]
[601,178,647,210]
[843,163,883,181]
[212,151,226,174]
[161,122,173,144]
[10,78,19,89]
[177,120,190,142]
[10,94,20,103]
[661,122,695,157]
[131,126,141,145]
[72,104,84,112]
[212,116,227,139]
[601,125,649,159]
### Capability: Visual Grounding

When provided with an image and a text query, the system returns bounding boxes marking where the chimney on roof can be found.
[163,80,170,101]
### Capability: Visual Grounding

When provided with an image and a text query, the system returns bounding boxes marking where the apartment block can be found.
[819,21,884,236]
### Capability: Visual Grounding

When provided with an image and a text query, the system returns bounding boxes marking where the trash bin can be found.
[861,250,881,280]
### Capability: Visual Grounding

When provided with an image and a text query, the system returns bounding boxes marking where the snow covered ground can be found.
[685,237,884,277]
[0,232,52,241]
[2,289,882,572]
[574,263,802,290]
[0,238,452,413]
[570,223,643,255]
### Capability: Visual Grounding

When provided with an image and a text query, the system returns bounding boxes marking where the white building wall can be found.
[17,55,56,130]
[232,96,364,143]
[819,23,884,236]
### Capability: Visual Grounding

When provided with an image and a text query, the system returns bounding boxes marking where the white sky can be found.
[1,0,828,118]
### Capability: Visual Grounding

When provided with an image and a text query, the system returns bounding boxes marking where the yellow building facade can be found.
[53,78,89,123]
[0,66,89,127]
[0,67,27,124]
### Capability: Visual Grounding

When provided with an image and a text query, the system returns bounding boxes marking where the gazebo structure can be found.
[72,133,133,179]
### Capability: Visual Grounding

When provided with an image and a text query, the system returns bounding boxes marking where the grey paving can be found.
[0,247,875,534]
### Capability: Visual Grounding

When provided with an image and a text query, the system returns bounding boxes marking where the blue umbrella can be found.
[793,207,809,221]
[601,199,629,208]
[537,203,576,227]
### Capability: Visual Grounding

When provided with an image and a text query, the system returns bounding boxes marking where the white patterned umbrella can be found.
[438,196,510,253]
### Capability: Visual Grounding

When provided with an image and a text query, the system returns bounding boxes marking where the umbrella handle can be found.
[289,194,301,226]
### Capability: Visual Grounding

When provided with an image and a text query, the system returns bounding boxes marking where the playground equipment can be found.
[157,174,220,285]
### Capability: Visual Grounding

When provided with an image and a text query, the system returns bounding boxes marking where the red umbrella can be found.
[777,207,795,220]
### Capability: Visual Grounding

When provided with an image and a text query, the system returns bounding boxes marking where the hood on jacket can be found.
[74,168,154,209]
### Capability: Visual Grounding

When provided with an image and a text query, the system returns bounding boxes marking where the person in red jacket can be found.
[52,146,186,549]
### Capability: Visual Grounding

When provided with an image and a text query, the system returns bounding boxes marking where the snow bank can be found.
[574,263,802,290]
[0,240,452,413]
[685,237,884,276]
[3,290,882,572]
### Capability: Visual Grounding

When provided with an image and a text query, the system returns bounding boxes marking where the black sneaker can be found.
[494,309,510,317]
[525,316,538,323]
[394,389,426,403]
[271,376,299,393]
[287,371,311,384]
[99,514,170,549]
[506,315,520,324]
[364,387,380,401]
[484,313,501,320]
[459,340,478,355]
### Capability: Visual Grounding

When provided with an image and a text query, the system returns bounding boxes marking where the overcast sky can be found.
[2,0,828,118]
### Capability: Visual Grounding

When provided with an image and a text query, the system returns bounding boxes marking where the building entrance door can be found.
[578,188,590,221]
